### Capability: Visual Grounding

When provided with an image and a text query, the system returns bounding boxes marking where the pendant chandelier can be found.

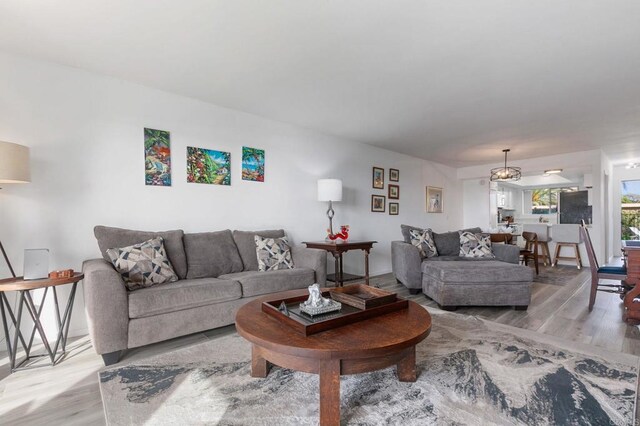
[490,149,521,182]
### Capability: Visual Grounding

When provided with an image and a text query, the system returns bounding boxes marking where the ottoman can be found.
[421,260,533,310]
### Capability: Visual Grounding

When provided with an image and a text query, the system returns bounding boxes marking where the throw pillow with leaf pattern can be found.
[255,235,295,271]
[107,237,178,291]
[409,228,438,258]
[459,231,495,259]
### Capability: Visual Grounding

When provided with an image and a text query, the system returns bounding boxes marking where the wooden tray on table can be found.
[330,284,397,309]
[261,287,407,336]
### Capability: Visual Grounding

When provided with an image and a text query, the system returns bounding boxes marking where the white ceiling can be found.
[1,1,639,167]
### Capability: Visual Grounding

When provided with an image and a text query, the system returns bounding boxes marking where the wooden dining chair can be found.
[490,233,513,244]
[520,231,539,275]
[580,220,628,311]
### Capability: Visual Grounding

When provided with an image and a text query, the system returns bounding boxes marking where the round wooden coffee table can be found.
[235,288,432,426]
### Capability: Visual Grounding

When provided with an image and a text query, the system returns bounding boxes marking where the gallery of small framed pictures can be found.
[144,127,265,187]
[371,166,400,214]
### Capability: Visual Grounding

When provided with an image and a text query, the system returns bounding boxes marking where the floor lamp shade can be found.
[0,141,31,183]
[317,179,342,202]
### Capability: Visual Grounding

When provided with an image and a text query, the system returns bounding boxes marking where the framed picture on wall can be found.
[426,186,443,213]
[388,184,399,199]
[389,202,399,215]
[371,194,386,212]
[372,167,384,189]
[187,147,231,185]
[390,168,399,182]
[144,128,172,186]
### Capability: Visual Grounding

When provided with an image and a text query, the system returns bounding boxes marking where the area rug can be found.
[532,264,582,285]
[99,311,639,425]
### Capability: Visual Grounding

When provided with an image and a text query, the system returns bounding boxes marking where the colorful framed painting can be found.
[144,128,171,186]
[242,147,265,182]
[389,184,400,200]
[372,167,384,189]
[389,202,399,215]
[371,195,386,212]
[390,168,399,182]
[187,147,231,185]
[426,186,443,213]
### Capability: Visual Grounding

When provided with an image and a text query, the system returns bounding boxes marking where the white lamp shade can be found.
[317,179,342,202]
[0,141,30,183]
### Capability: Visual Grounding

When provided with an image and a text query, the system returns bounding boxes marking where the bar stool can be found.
[522,224,552,266]
[551,224,583,269]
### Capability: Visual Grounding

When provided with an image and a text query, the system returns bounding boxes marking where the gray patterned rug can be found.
[532,264,582,286]
[99,311,639,425]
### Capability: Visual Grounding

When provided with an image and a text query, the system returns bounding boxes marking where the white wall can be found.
[0,52,462,342]
[462,179,491,229]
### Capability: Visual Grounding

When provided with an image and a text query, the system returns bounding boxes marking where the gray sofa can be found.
[83,226,327,366]
[392,225,533,310]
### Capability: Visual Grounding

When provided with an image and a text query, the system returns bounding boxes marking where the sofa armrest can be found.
[291,246,327,286]
[391,241,422,290]
[492,244,520,264]
[82,259,129,355]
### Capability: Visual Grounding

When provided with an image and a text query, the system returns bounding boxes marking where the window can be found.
[621,180,640,241]
[530,187,578,214]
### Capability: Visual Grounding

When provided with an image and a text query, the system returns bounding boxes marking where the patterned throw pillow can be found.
[107,237,179,291]
[409,228,438,258]
[255,235,295,271]
[459,231,495,259]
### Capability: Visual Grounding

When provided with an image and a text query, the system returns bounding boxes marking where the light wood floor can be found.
[1,266,639,425]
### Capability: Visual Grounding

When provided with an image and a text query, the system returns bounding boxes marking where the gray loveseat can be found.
[83,226,327,365]
[391,225,533,310]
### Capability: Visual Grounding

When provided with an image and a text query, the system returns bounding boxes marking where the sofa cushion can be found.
[233,229,285,271]
[459,232,495,259]
[422,260,533,283]
[424,256,488,262]
[255,235,295,271]
[95,226,188,279]
[184,230,244,279]
[128,277,242,319]
[107,237,178,291]
[409,228,438,258]
[401,224,425,244]
[219,268,315,298]
[432,227,482,256]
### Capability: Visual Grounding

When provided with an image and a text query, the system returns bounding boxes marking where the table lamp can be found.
[0,141,31,277]
[317,179,342,236]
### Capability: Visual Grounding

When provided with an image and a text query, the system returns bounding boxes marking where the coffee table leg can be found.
[397,346,417,382]
[319,359,341,426]
[251,345,270,378]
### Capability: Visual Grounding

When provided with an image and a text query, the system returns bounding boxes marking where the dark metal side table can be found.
[303,240,377,287]
[0,272,84,372]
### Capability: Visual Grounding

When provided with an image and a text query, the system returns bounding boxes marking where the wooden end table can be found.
[303,240,377,286]
[0,272,84,372]
[235,288,431,426]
